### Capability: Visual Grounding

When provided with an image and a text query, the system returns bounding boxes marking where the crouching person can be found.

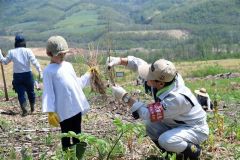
[42,36,91,159]
[110,58,209,160]
[194,88,213,112]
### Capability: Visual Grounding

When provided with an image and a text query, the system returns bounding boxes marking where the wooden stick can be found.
[0,62,8,101]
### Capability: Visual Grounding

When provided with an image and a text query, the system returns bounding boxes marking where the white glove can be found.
[106,56,121,68]
[112,86,127,100]
[0,49,3,59]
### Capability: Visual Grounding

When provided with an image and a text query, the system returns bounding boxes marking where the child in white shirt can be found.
[42,36,90,158]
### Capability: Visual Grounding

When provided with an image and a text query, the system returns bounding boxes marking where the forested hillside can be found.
[0,0,240,61]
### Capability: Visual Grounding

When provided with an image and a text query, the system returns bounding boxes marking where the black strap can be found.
[180,93,194,107]
[174,120,186,124]
[152,87,160,102]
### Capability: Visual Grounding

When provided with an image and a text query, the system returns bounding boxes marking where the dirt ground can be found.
[0,91,158,159]
[0,80,239,159]
[0,49,239,159]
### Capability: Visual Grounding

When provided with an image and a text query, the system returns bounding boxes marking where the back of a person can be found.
[0,34,42,116]
[197,95,208,110]
[161,74,207,128]
[44,61,79,97]
[163,91,206,128]
[194,88,213,111]
[43,61,88,120]
[9,47,32,73]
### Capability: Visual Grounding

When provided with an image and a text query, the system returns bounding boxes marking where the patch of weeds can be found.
[187,77,240,103]
[8,148,17,160]
[0,147,5,159]
[20,147,33,160]
[0,117,11,131]
[49,146,65,160]
[39,152,47,160]
[0,89,16,98]
[187,64,237,77]
[45,133,55,146]
[5,89,17,98]
[61,118,145,160]
[35,90,42,97]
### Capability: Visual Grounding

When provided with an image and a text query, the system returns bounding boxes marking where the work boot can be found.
[76,142,87,160]
[20,102,28,117]
[30,103,35,113]
[181,143,201,160]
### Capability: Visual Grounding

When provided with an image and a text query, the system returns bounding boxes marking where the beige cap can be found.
[194,88,208,97]
[46,36,69,56]
[138,59,177,82]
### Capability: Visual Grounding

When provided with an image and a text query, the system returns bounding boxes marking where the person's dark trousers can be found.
[13,71,35,107]
[60,112,82,149]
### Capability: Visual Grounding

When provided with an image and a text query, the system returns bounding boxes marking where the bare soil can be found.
[0,92,157,159]
[0,82,239,159]
[0,49,239,159]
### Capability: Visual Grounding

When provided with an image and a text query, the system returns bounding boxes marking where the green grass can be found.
[1,0,240,55]
[0,58,239,159]
[0,89,16,99]
[0,88,42,99]
[186,77,240,103]
[0,117,11,131]
[187,64,238,77]
[54,10,99,28]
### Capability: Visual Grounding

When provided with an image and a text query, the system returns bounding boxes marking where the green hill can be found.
[0,0,239,60]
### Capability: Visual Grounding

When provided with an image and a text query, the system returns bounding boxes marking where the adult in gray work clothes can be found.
[107,56,209,160]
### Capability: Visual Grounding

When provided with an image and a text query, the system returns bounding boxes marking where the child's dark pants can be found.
[60,112,82,149]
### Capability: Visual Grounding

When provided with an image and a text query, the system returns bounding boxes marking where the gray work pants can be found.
[145,120,209,153]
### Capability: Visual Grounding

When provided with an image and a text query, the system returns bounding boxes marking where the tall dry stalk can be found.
[85,42,107,95]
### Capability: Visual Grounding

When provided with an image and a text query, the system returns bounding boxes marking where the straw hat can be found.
[194,88,208,97]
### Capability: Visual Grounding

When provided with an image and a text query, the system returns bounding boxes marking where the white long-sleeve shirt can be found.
[0,48,42,73]
[42,61,91,122]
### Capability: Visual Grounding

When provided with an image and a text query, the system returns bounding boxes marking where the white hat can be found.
[194,88,208,97]
[138,59,177,82]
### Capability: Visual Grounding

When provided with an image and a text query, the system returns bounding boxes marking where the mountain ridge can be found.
[0,0,239,60]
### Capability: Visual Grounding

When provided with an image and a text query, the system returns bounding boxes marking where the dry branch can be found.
[85,43,107,95]
[0,51,9,101]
